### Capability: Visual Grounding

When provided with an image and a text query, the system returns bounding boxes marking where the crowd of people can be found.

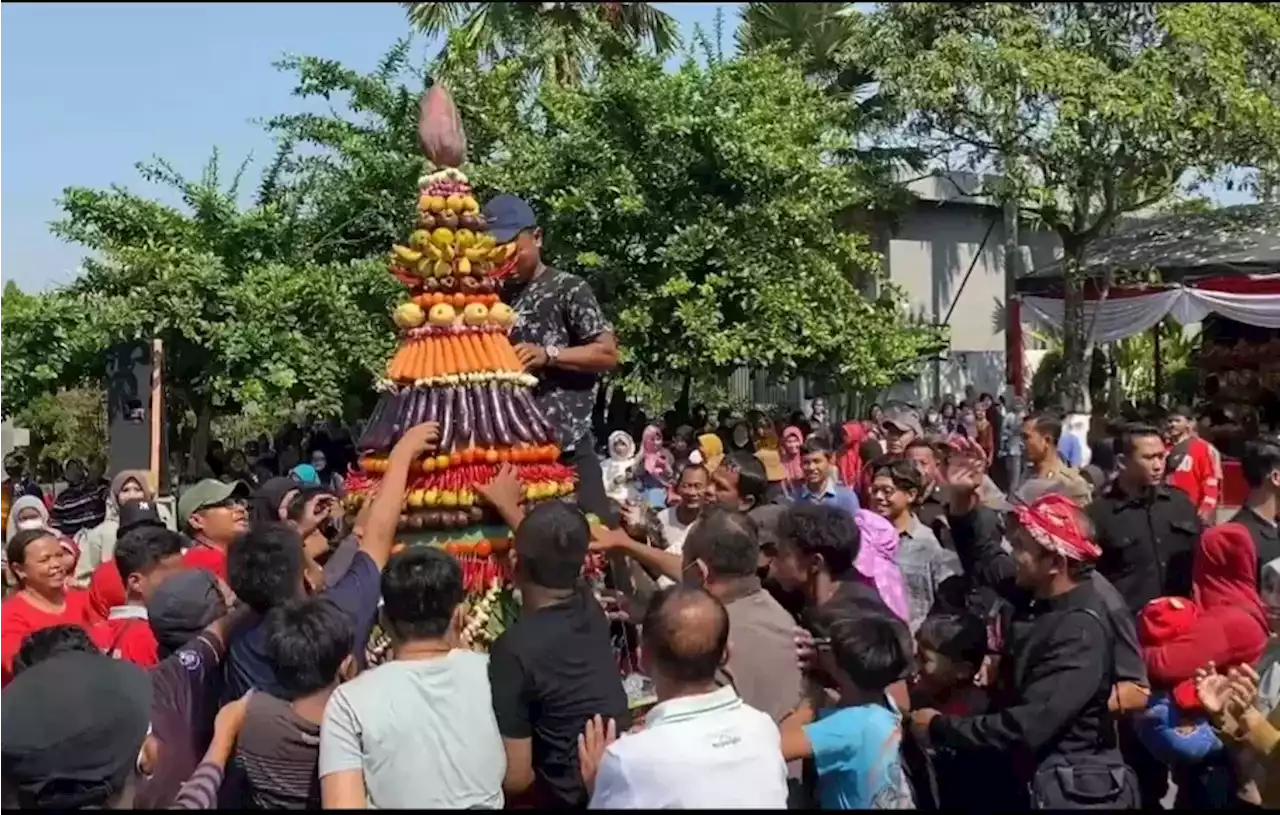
[0,188,1270,809]
[2,391,1279,810]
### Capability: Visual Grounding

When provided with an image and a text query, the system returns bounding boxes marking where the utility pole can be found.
[1002,177,1021,397]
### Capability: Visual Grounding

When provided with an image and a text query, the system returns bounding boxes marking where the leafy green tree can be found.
[403,1,679,86]
[859,2,1280,408]
[12,388,108,471]
[456,52,947,404]
[270,42,943,405]
[3,151,401,471]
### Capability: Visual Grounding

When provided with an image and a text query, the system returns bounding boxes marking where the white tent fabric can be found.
[1022,285,1280,343]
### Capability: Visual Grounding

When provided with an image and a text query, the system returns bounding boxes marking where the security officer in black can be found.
[1086,423,1200,808]
[1087,424,1200,616]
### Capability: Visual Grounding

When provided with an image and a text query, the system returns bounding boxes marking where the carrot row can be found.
[385,333,525,381]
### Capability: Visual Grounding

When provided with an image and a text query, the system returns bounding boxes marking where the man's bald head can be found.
[640,586,730,684]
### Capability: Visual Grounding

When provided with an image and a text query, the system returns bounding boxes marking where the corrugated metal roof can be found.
[1026,203,1280,280]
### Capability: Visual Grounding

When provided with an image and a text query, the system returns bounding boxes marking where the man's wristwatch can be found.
[544,345,560,367]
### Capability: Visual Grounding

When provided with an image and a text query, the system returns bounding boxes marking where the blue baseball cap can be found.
[482,194,539,243]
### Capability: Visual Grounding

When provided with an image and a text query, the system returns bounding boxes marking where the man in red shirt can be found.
[178,480,250,581]
[1164,405,1222,525]
[88,523,186,667]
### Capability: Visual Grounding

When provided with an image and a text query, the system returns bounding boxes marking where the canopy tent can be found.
[1021,275,1280,344]
[1008,204,1280,393]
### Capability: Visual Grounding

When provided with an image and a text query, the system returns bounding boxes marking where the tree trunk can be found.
[186,401,214,480]
[675,374,693,424]
[1059,240,1089,413]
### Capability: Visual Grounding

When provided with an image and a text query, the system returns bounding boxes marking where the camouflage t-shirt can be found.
[504,267,612,448]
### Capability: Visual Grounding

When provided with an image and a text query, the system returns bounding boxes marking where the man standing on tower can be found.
[484,194,620,524]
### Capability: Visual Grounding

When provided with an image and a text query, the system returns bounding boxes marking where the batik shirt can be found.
[504,267,612,449]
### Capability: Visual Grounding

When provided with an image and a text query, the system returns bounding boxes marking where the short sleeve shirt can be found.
[139,632,227,809]
[504,267,612,447]
[488,586,631,807]
[183,544,228,582]
[224,550,381,701]
[804,698,915,810]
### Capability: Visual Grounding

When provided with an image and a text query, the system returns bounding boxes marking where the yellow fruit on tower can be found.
[430,228,455,249]
[432,259,451,278]
[409,230,431,249]
[457,257,472,276]
[456,229,476,249]
[393,245,423,264]
[463,302,489,326]
[393,302,426,329]
[428,303,457,326]
[461,195,480,213]
[488,245,507,262]
[464,247,488,262]
[446,194,464,213]
[488,302,515,326]
[427,196,446,213]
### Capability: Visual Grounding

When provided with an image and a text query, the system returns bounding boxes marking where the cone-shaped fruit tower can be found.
[345,84,583,653]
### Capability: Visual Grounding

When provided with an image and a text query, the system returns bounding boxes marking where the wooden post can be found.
[149,339,164,495]
[1152,323,1164,408]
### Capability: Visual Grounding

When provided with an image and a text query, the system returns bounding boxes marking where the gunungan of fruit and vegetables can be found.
[350,84,602,657]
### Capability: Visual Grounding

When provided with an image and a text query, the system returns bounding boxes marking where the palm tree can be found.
[403,2,680,85]
[737,2,921,188]
[736,3,870,94]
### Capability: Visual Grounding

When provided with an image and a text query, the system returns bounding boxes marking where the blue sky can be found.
[1,2,1253,293]
[1,2,734,292]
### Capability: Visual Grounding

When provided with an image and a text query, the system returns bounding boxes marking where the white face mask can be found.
[16,519,46,532]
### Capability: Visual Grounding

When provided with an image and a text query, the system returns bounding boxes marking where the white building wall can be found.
[883,199,1061,406]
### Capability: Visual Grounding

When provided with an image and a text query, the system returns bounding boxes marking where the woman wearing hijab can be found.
[251,477,302,526]
[289,463,322,488]
[637,425,673,509]
[602,431,639,506]
[727,420,755,454]
[779,426,806,497]
[753,418,788,505]
[310,448,345,495]
[49,459,109,538]
[693,433,725,474]
[73,470,174,587]
[834,422,867,488]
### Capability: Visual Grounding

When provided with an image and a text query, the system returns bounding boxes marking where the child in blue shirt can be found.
[780,612,915,809]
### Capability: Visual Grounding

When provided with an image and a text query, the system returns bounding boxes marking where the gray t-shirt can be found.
[897,517,964,634]
[319,650,506,809]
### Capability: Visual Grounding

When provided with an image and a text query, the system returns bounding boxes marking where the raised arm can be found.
[361,421,440,571]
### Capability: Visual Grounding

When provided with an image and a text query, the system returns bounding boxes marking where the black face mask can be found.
[5,466,24,480]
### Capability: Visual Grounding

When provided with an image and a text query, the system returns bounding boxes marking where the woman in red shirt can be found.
[1,528,92,686]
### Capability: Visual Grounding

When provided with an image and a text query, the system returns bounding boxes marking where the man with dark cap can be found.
[2,651,155,808]
[882,406,924,456]
[140,569,249,809]
[483,194,620,525]
[86,498,170,621]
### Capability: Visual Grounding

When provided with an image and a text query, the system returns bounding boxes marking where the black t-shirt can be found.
[1233,505,1280,586]
[488,586,631,807]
